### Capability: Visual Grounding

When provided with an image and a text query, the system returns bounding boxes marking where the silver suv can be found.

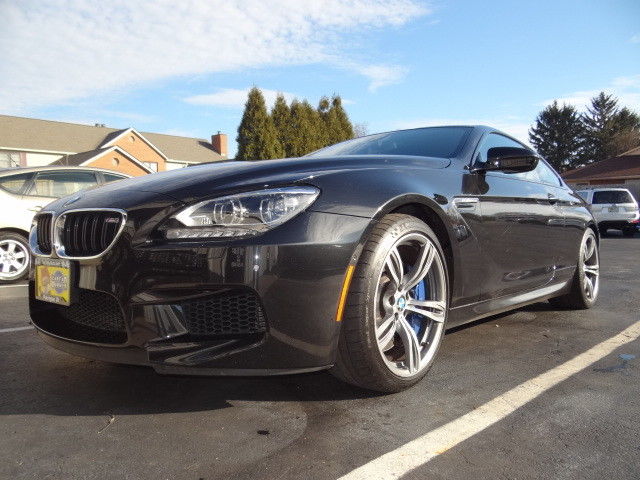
[0,167,129,283]
[576,188,639,237]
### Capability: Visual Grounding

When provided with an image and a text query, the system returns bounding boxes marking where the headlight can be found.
[164,186,320,239]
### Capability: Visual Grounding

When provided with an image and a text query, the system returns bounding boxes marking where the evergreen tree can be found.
[322,95,354,146]
[271,93,293,157]
[608,107,640,155]
[236,87,284,160]
[331,96,354,143]
[289,100,325,156]
[580,92,625,163]
[529,101,584,172]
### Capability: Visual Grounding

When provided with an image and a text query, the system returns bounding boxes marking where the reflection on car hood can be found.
[103,155,449,202]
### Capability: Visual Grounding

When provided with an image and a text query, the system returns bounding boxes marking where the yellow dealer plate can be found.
[35,257,72,306]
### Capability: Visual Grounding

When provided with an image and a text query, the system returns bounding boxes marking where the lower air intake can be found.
[179,290,267,336]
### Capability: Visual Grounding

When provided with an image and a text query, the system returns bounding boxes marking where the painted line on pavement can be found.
[0,325,34,333]
[338,320,640,480]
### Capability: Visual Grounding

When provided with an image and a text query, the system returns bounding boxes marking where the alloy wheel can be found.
[581,232,599,301]
[374,232,447,377]
[0,239,29,281]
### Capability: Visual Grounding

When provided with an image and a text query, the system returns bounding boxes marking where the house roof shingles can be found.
[562,155,640,182]
[50,148,108,166]
[0,114,223,164]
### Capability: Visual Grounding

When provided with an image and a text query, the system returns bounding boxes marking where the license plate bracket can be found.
[34,257,75,306]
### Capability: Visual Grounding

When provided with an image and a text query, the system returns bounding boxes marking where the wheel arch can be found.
[349,194,459,301]
[0,227,30,239]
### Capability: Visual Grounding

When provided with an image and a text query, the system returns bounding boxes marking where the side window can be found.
[474,133,536,181]
[27,172,98,198]
[102,173,127,184]
[576,191,589,201]
[534,160,562,186]
[0,172,33,194]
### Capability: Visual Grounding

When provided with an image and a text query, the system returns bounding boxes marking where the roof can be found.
[619,146,640,156]
[562,154,640,182]
[50,145,153,173]
[0,114,223,163]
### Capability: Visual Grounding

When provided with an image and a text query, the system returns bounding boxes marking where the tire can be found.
[0,231,31,284]
[331,214,449,393]
[622,227,636,237]
[549,228,599,310]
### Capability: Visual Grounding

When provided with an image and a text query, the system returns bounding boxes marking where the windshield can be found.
[592,190,634,204]
[307,126,472,159]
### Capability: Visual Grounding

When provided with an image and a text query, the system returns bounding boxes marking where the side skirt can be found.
[446,278,572,329]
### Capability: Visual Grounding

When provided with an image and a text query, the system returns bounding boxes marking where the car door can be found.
[21,170,99,215]
[459,133,561,301]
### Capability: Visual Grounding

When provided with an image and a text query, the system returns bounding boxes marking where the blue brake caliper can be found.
[407,276,427,335]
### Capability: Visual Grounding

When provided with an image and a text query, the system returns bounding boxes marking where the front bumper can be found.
[29,211,371,374]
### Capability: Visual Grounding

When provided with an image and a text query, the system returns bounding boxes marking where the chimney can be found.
[211,132,228,158]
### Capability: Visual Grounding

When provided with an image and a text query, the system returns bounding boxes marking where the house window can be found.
[142,161,158,172]
[130,135,136,142]
[0,151,21,168]
[112,157,120,166]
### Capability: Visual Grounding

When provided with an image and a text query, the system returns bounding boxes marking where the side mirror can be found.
[478,147,539,173]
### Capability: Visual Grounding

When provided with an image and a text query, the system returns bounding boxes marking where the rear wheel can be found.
[549,228,599,310]
[331,214,448,393]
[0,232,30,284]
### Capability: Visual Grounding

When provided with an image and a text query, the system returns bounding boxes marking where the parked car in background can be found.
[576,188,639,237]
[0,167,129,283]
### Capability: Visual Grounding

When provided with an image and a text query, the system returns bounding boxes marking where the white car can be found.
[0,167,129,283]
[576,187,639,237]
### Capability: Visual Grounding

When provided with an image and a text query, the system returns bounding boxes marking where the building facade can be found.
[0,115,228,175]
[562,146,640,202]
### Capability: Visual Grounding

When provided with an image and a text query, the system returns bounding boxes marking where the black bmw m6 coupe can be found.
[29,126,600,392]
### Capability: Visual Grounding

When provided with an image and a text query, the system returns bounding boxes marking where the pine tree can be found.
[609,107,640,154]
[288,100,325,156]
[529,101,584,172]
[236,87,284,160]
[331,96,354,143]
[271,93,293,157]
[580,92,623,163]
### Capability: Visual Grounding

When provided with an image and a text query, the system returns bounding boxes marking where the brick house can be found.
[0,115,228,175]
[562,146,640,202]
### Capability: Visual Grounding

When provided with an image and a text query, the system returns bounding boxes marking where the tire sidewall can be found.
[354,215,449,390]
[576,228,598,307]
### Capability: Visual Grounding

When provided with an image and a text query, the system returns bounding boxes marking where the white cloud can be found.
[392,118,532,145]
[631,34,640,44]
[0,0,428,112]
[540,74,640,112]
[184,88,297,109]
[353,64,408,92]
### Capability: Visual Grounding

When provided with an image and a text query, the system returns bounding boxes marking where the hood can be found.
[43,155,449,212]
[99,155,449,203]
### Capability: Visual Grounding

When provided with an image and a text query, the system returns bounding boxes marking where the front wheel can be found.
[331,214,449,393]
[549,228,599,310]
[0,232,31,284]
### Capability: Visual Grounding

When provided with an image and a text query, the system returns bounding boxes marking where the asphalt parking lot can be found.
[1,233,638,480]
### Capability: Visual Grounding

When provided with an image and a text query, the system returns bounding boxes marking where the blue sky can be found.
[1,0,639,157]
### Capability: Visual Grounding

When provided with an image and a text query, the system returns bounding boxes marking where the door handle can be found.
[547,194,558,204]
[453,197,479,210]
